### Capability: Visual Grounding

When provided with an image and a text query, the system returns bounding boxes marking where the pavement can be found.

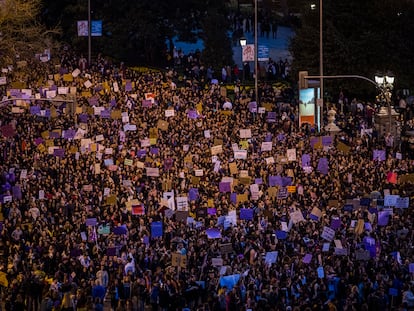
[172,26,295,68]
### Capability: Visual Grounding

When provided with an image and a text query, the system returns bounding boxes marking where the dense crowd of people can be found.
[0,48,414,311]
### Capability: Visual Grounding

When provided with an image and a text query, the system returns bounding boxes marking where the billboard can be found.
[299,88,316,127]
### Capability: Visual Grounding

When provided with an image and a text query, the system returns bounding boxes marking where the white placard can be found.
[195,169,204,176]
[234,150,247,159]
[72,68,81,77]
[165,109,175,117]
[176,196,189,211]
[287,148,297,161]
[321,226,335,241]
[84,80,92,88]
[239,129,252,138]
[261,142,272,152]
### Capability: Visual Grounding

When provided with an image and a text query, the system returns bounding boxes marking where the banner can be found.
[242,45,255,62]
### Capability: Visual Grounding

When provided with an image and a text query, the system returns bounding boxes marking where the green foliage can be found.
[40,0,233,67]
[0,0,60,67]
[289,0,414,98]
[201,8,234,73]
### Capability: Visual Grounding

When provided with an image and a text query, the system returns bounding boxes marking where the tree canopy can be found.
[289,0,414,99]
[0,0,60,67]
[41,0,234,69]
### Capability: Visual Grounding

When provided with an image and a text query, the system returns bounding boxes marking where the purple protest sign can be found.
[88,96,99,106]
[276,230,287,240]
[151,221,163,238]
[53,148,65,158]
[269,175,282,187]
[207,208,216,215]
[142,99,153,108]
[34,137,44,145]
[281,177,292,187]
[378,211,390,226]
[255,178,263,185]
[85,218,97,226]
[150,147,159,155]
[322,136,333,146]
[113,226,127,235]
[265,134,273,142]
[79,114,88,123]
[206,228,221,239]
[125,81,132,92]
[10,89,22,97]
[12,185,22,200]
[137,149,146,158]
[230,193,237,204]
[277,133,285,142]
[188,188,199,201]
[240,209,254,221]
[94,85,103,92]
[30,106,41,115]
[266,112,276,122]
[219,182,231,193]
[63,130,76,139]
[302,254,313,264]
[187,109,198,119]
[100,109,111,119]
[110,99,117,107]
[248,101,257,112]
[373,149,386,161]
[317,157,329,175]
[330,217,341,230]
[301,154,311,167]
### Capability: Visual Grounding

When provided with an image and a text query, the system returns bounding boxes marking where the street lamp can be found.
[88,0,91,65]
[319,0,323,132]
[240,37,247,84]
[375,73,395,135]
[239,37,247,47]
[254,0,258,105]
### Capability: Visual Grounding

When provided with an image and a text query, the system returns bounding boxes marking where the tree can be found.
[40,0,234,68]
[289,0,414,99]
[201,7,234,74]
[0,0,60,67]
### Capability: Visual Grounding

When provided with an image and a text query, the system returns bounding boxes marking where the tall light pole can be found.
[319,0,323,132]
[240,37,247,84]
[88,0,91,65]
[254,0,258,104]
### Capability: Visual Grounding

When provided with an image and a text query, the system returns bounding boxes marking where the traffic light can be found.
[299,71,309,89]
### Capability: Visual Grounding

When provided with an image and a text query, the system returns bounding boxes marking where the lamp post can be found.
[319,0,323,133]
[375,74,395,135]
[311,1,323,132]
[254,0,258,105]
[88,0,91,65]
[239,37,246,84]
